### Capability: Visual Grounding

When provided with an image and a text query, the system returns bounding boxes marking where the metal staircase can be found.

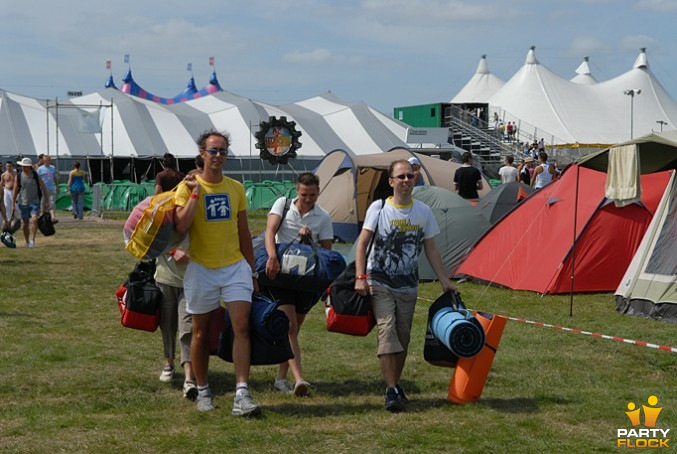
[443,105,517,166]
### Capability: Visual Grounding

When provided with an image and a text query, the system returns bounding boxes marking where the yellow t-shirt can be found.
[175,176,247,268]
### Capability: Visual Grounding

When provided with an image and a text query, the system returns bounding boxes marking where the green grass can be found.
[0,221,675,453]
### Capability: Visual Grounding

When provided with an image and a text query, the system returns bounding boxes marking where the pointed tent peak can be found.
[633,48,649,70]
[208,71,223,91]
[575,57,592,76]
[185,76,198,92]
[122,69,133,83]
[104,74,117,90]
[526,46,539,65]
[476,54,490,75]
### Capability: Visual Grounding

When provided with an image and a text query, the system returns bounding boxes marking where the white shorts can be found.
[42,191,56,212]
[184,259,253,315]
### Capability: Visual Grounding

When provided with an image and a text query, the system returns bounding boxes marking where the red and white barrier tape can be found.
[417,296,677,354]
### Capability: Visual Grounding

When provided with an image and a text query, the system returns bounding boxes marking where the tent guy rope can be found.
[417,296,677,354]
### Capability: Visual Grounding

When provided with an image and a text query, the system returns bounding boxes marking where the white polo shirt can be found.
[268,197,333,244]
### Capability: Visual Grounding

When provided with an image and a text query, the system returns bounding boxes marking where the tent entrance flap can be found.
[356,168,390,223]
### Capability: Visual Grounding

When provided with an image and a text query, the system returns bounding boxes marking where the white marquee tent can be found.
[450,55,505,104]
[1,79,450,168]
[456,48,677,147]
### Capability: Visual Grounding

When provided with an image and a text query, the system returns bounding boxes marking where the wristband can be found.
[189,193,199,200]
[356,274,368,280]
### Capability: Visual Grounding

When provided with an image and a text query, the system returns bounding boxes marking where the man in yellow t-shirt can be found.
[174,130,261,417]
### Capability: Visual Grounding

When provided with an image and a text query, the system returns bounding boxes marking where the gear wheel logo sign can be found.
[255,116,302,165]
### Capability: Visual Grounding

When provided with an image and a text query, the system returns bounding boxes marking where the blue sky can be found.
[2,0,677,115]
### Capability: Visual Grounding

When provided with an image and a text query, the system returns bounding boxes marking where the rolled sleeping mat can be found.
[431,307,485,359]
[448,311,507,404]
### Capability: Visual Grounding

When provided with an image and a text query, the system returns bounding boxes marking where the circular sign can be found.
[255,116,302,165]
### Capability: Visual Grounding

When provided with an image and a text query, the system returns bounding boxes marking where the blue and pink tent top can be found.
[109,69,223,105]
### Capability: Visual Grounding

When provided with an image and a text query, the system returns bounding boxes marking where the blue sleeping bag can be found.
[218,294,293,365]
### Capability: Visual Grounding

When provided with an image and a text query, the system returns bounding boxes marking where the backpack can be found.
[16,170,42,201]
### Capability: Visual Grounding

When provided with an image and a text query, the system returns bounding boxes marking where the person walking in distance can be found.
[37,155,59,223]
[453,152,483,202]
[2,161,17,221]
[531,151,556,190]
[354,159,457,412]
[174,130,261,417]
[12,158,50,248]
[66,162,86,220]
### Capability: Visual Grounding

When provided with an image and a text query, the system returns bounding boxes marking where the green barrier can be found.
[56,183,93,211]
[246,183,285,210]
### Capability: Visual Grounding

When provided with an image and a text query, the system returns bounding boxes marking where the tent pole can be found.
[569,165,580,317]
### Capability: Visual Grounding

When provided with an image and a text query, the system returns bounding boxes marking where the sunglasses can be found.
[391,173,415,181]
[204,148,227,156]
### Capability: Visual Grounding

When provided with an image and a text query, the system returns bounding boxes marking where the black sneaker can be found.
[395,384,409,404]
[384,387,404,413]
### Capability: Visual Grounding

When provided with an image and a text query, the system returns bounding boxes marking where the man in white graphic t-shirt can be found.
[354,159,457,413]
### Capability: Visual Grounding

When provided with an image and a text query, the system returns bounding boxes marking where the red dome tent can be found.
[456,165,670,294]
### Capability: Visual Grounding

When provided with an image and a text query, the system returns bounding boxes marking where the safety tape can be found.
[417,296,677,354]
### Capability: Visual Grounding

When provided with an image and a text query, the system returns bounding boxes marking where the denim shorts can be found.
[18,203,40,219]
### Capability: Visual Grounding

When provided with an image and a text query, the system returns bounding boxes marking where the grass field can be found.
[0,218,675,453]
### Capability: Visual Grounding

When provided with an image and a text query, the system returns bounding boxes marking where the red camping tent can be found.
[456,164,670,294]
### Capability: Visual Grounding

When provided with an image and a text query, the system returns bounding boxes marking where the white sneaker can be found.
[26,240,35,248]
[232,389,261,417]
[196,389,215,412]
[159,365,174,383]
[273,378,293,394]
[183,380,198,401]
[293,380,310,397]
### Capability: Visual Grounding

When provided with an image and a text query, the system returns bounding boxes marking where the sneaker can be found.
[232,390,262,417]
[385,387,404,413]
[159,365,174,383]
[395,384,409,404]
[293,380,310,397]
[26,240,35,248]
[273,378,293,394]
[196,389,215,412]
[183,380,198,401]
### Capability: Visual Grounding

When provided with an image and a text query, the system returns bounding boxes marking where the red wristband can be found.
[189,193,199,200]
[356,274,368,280]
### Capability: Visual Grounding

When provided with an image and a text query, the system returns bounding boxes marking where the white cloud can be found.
[619,34,660,51]
[635,0,677,12]
[566,36,611,57]
[281,49,365,66]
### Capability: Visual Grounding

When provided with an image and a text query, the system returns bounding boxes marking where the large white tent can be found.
[450,55,505,104]
[457,48,677,147]
[0,77,448,167]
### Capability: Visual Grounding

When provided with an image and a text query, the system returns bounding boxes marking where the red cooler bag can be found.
[324,262,375,337]
[115,262,162,332]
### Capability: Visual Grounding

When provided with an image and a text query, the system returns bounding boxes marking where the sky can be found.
[2,0,677,115]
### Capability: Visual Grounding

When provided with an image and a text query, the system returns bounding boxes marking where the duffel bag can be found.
[255,239,346,293]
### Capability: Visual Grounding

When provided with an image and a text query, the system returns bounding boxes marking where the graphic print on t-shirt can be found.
[204,194,231,221]
[371,219,424,288]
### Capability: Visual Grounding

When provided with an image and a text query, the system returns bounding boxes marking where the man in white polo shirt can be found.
[262,172,333,397]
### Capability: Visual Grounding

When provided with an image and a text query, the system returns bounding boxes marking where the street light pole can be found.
[623,89,641,140]
[656,120,667,132]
